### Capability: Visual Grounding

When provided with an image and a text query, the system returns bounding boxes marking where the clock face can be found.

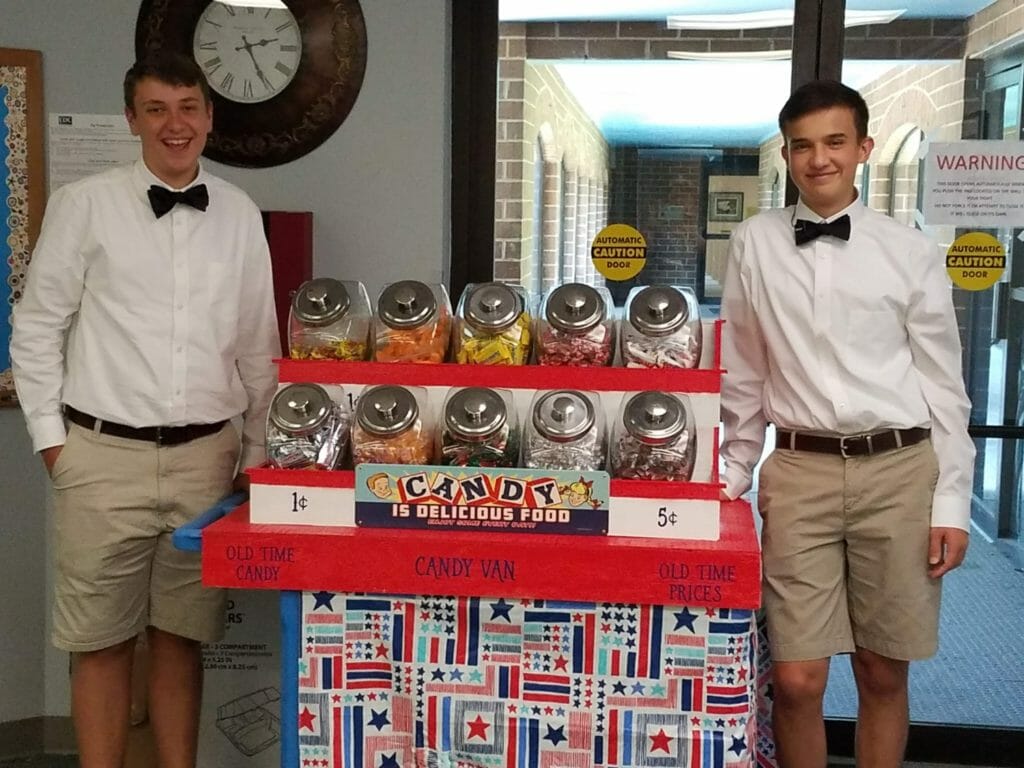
[192,2,303,104]
[136,0,367,168]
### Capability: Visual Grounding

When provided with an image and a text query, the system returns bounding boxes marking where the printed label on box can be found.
[355,463,610,535]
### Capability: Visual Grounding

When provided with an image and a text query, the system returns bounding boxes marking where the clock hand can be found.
[238,34,273,89]
[251,37,280,48]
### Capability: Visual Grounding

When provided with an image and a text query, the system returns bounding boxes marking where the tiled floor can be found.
[822,532,1024,727]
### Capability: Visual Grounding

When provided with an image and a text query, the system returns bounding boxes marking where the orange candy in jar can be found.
[289,278,371,361]
[351,385,434,465]
[373,281,451,363]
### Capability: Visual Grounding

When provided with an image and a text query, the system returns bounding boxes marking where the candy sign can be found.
[355,464,610,535]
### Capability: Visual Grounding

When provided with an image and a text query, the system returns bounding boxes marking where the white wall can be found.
[0,0,451,721]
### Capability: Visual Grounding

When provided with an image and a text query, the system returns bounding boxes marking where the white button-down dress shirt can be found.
[11,160,280,468]
[720,198,975,530]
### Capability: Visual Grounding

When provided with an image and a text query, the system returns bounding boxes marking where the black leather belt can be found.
[776,427,930,458]
[65,406,226,447]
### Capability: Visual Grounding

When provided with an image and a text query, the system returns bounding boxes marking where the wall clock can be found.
[135,0,367,168]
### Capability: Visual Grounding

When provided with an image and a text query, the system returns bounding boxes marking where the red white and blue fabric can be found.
[297,592,776,768]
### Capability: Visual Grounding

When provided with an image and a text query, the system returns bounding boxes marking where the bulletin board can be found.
[0,48,44,406]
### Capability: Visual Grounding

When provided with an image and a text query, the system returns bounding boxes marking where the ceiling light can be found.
[215,0,289,9]
[667,49,792,62]
[666,9,905,31]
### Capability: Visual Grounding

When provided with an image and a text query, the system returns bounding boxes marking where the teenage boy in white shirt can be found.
[11,54,279,768]
[720,80,974,768]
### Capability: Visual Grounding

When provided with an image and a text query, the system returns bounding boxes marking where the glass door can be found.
[455,0,1024,762]
[822,1,1024,751]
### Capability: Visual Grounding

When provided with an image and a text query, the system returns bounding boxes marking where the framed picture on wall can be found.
[709,191,744,223]
[0,48,45,407]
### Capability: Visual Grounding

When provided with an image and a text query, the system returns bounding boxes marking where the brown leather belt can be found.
[776,427,930,458]
[65,406,226,447]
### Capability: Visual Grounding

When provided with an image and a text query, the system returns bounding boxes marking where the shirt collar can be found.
[794,192,863,225]
[132,158,208,197]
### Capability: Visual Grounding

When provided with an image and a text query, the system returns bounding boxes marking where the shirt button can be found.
[176,304,184,311]
[176,345,183,353]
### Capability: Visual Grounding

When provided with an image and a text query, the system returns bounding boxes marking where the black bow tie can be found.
[794,214,850,245]
[147,184,209,218]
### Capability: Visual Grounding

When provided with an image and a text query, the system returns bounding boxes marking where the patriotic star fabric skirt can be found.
[292,592,775,768]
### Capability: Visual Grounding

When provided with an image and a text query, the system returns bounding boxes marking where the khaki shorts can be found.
[50,421,240,652]
[758,439,941,662]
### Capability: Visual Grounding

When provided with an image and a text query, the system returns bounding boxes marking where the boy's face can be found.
[781,106,874,218]
[126,76,212,189]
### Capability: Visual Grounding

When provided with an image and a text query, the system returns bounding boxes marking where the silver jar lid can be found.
[445,387,508,440]
[269,383,334,433]
[465,283,522,332]
[533,390,595,442]
[628,285,689,337]
[292,278,351,326]
[356,385,419,437]
[378,281,437,330]
[545,283,605,332]
[622,391,687,444]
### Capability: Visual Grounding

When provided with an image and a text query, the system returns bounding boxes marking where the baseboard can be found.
[0,717,42,759]
[43,716,76,755]
[826,718,1024,766]
[0,716,74,760]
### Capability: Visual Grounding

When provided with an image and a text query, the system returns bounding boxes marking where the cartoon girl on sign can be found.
[560,477,602,509]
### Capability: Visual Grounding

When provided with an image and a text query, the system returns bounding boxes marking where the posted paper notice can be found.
[48,113,138,192]
[924,141,1024,227]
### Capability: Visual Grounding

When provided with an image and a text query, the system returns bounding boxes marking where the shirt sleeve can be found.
[10,187,88,452]
[719,227,770,500]
[235,205,281,469]
[906,240,975,530]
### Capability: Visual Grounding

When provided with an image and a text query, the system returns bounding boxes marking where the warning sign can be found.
[591,223,647,281]
[945,232,1005,291]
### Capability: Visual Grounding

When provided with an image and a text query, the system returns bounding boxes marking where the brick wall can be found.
[606,148,704,302]
[522,19,966,60]
[494,23,609,295]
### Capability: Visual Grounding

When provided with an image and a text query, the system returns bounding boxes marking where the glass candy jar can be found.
[373,280,451,363]
[523,389,606,472]
[453,282,531,365]
[621,285,703,368]
[610,391,696,482]
[536,283,614,366]
[351,385,433,465]
[439,387,519,467]
[266,383,350,470]
[288,278,371,361]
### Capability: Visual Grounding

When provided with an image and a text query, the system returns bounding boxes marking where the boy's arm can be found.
[235,205,282,470]
[719,229,770,500]
[906,240,975,531]
[11,187,88,455]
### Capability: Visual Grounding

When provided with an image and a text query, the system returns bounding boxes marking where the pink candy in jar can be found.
[536,283,614,366]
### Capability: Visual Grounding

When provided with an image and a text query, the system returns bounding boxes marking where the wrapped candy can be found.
[351,385,433,465]
[536,283,614,366]
[439,387,519,467]
[453,282,531,365]
[523,389,606,471]
[621,285,703,369]
[288,278,372,361]
[373,281,451,363]
[266,383,350,470]
[610,391,696,482]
